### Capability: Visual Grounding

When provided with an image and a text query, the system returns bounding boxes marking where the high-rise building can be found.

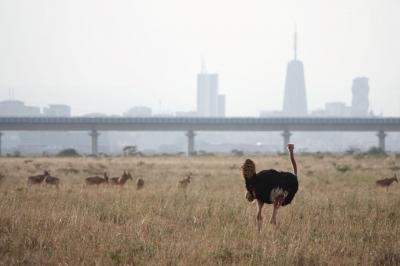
[351,77,369,116]
[124,106,152,117]
[282,29,308,116]
[43,104,71,117]
[196,59,220,117]
[0,100,41,116]
[217,94,226,117]
[176,111,198,117]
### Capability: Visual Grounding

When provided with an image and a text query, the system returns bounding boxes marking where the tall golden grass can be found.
[0,154,399,265]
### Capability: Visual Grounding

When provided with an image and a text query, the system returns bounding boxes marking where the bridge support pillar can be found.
[186,130,196,156]
[0,132,2,156]
[281,130,292,154]
[377,130,386,152]
[89,130,100,156]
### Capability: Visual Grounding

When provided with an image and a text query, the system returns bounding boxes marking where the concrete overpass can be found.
[0,116,399,155]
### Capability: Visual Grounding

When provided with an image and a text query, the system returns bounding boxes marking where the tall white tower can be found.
[351,77,369,116]
[196,58,219,117]
[282,28,308,116]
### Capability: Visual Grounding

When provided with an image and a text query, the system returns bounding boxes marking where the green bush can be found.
[366,147,386,156]
[231,149,244,156]
[57,148,80,157]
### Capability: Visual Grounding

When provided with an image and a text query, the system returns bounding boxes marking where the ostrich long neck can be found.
[289,148,297,176]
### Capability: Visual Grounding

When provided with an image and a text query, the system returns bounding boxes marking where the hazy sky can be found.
[0,0,399,116]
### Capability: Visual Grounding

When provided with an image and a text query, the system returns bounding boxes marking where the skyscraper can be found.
[282,29,308,116]
[197,59,225,117]
[351,77,369,116]
[0,100,40,116]
[43,104,71,117]
[217,95,226,117]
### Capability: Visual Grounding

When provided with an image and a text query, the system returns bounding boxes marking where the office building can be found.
[282,29,308,116]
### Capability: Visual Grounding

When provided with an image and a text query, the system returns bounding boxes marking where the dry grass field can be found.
[0,154,399,265]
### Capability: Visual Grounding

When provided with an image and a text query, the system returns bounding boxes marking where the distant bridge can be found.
[0,116,399,155]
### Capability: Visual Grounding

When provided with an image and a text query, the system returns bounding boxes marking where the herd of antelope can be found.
[27,170,194,191]
[25,165,398,192]
[27,170,147,190]
[27,170,61,188]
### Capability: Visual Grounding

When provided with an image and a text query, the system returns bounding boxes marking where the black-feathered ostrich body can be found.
[242,144,298,230]
[245,169,298,205]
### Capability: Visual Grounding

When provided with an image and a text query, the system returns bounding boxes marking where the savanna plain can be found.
[0,154,399,265]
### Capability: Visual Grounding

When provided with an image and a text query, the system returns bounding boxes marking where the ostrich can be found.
[28,170,50,186]
[242,144,298,231]
[376,174,398,191]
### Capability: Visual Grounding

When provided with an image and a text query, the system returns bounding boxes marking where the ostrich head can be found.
[241,159,256,202]
[241,159,256,179]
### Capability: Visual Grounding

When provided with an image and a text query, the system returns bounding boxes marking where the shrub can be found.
[57,148,80,157]
[335,164,351,173]
[123,145,140,156]
[345,147,361,155]
[231,149,244,156]
[366,147,386,156]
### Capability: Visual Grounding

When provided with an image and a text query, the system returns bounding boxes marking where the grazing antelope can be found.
[242,144,298,232]
[178,174,192,200]
[376,174,398,191]
[110,171,133,186]
[178,174,191,189]
[28,171,49,186]
[136,178,144,190]
[85,172,109,186]
[45,174,60,189]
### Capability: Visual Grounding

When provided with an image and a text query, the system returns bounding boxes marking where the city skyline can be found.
[0,0,399,117]
[0,58,378,118]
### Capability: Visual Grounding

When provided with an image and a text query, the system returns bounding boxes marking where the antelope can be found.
[178,174,192,200]
[136,178,144,190]
[85,172,109,186]
[178,174,191,189]
[376,174,398,191]
[110,171,133,186]
[45,174,60,189]
[28,171,49,186]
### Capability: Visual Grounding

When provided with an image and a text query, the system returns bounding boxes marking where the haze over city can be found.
[1,0,399,117]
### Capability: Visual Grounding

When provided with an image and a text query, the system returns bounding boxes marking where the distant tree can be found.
[123,145,138,156]
[58,148,80,157]
[345,146,361,155]
[197,150,214,156]
[335,164,351,173]
[231,149,244,156]
[366,147,386,156]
